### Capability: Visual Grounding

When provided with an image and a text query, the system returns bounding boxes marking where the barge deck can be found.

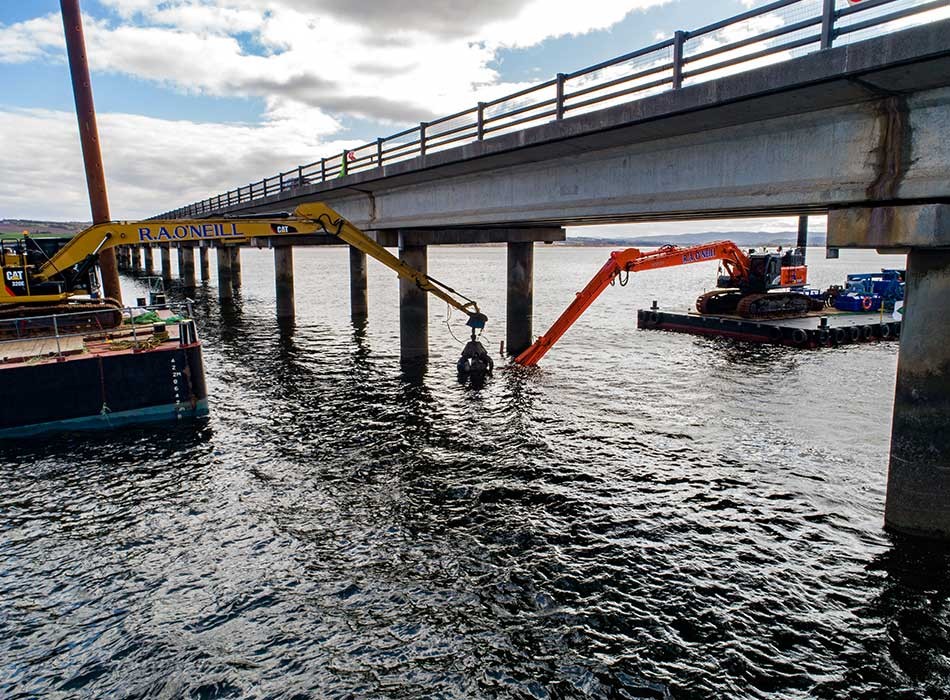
[637,305,902,348]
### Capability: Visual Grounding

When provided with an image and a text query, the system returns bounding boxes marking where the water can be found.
[3,246,949,699]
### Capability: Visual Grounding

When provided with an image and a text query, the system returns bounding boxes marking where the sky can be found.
[0,0,942,237]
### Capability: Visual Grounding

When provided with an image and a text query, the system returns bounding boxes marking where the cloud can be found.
[0,0,670,218]
[0,106,358,220]
[296,0,527,39]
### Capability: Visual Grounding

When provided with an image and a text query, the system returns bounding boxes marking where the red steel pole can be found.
[60,0,122,303]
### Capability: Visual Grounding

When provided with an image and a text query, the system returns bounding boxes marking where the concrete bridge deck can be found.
[162,18,950,232]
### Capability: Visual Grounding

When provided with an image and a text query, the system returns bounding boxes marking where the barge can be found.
[0,304,207,438]
[637,303,902,348]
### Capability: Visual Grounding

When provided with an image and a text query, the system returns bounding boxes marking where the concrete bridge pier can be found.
[180,244,197,288]
[130,247,141,273]
[886,247,950,538]
[830,205,950,539]
[382,227,564,363]
[274,245,295,320]
[143,245,154,275]
[349,247,368,322]
[217,245,233,300]
[507,242,534,356]
[398,235,428,363]
[160,247,172,283]
[198,245,210,282]
[229,248,243,288]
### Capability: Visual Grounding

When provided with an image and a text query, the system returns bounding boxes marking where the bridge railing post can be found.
[420,122,428,156]
[820,0,836,49]
[477,102,486,140]
[297,165,303,185]
[672,30,686,89]
[556,73,567,119]
[377,137,384,167]
[321,157,326,182]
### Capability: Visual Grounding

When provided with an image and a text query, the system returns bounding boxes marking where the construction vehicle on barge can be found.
[0,204,492,437]
[515,240,823,366]
[0,202,487,334]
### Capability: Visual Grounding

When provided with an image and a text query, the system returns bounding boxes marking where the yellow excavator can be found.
[0,202,487,332]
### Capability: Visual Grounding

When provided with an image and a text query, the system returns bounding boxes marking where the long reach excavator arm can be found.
[514,241,811,367]
[12,202,486,328]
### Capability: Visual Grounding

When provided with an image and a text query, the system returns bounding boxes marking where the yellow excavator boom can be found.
[32,203,486,328]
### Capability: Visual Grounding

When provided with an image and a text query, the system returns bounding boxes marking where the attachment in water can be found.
[457,327,494,377]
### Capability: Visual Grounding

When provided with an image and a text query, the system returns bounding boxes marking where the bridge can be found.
[135,0,950,539]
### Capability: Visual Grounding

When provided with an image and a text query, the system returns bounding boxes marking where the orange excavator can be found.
[515,241,822,366]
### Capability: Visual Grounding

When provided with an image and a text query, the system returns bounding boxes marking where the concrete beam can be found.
[274,246,294,320]
[379,227,565,247]
[828,204,950,250]
[249,227,565,248]
[143,246,154,275]
[399,237,427,363]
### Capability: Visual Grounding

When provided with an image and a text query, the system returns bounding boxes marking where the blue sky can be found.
[0,0,830,234]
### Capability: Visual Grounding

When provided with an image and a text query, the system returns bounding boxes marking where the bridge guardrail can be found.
[158,0,947,220]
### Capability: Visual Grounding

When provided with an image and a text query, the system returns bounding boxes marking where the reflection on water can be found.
[2,246,947,699]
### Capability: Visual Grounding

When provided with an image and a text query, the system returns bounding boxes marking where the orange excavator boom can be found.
[514,241,751,366]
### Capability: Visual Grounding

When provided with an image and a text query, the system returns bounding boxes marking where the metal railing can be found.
[157,0,947,219]
[0,302,198,362]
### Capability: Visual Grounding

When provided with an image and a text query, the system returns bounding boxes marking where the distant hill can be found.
[563,231,827,248]
[0,220,88,238]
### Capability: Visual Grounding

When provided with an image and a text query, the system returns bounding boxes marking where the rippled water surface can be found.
[3,246,949,699]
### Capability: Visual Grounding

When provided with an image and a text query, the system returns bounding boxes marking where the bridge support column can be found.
[229,247,242,288]
[160,246,172,283]
[181,244,196,288]
[130,247,141,273]
[143,245,154,275]
[349,246,368,322]
[274,246,294,320]
[506,241,534,355]
[829,204,950,539]
[399,237,428,363]
[199,246,210,282]
[797,215,809,262]
[217,246,233,300]
[885,248,950,538]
